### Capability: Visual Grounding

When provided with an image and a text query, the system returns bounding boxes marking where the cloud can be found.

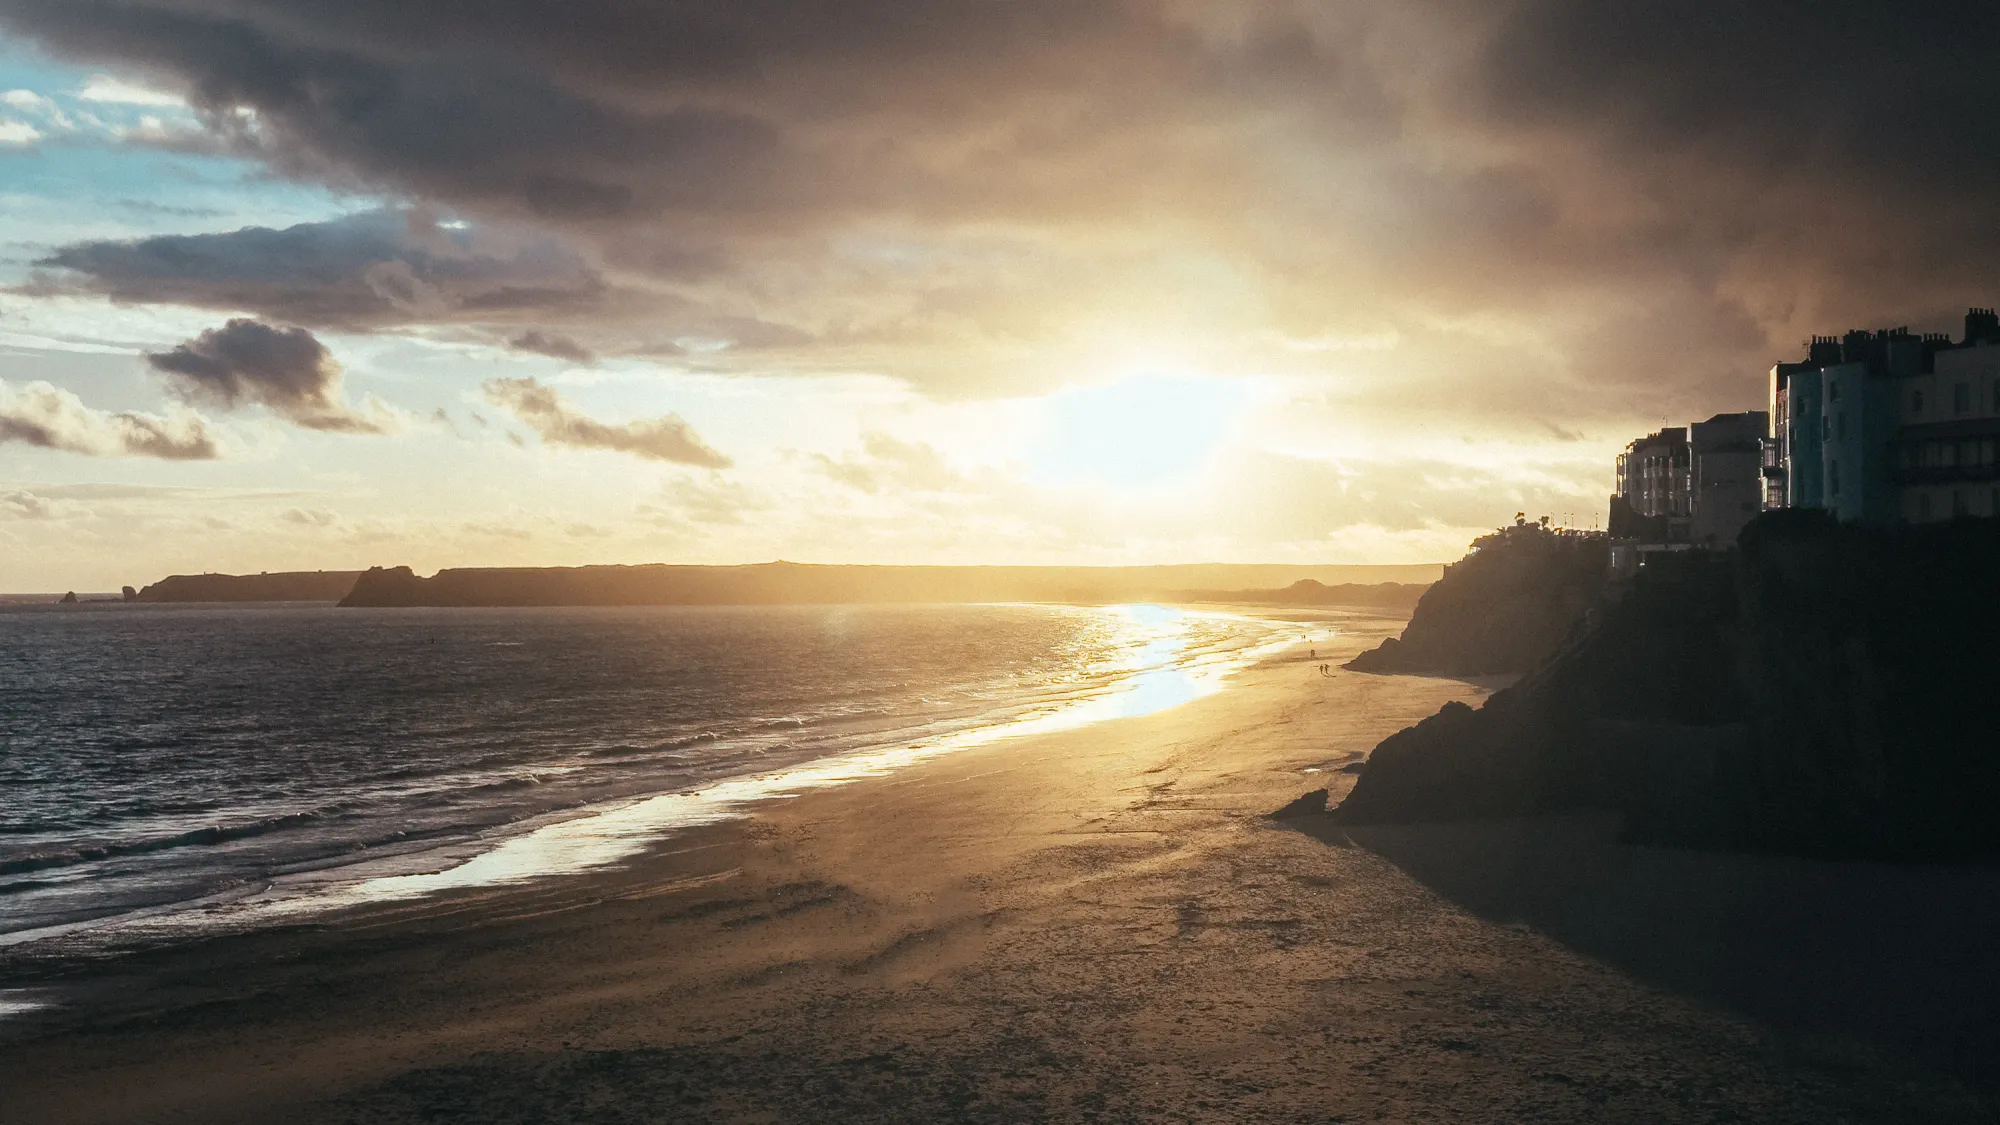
[2,0,1997,419]
[279,507,337,526]
[76,73,183,106]
[812,432,963,495]
[0,378,217,459]
[34,209,606,331]
[146,318,388,433]
[508,329,596,365]
[19,482,317,502]
[482,376,729,467]
[639,475,770,527]
[0,119,40,145]
[0,489,68,519]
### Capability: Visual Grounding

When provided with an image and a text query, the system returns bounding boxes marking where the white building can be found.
[1888,341,2000,522]
[1771,309,2000,525]
[1689,412,1768,546]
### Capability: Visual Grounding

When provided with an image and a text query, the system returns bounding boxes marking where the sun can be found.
[1028,371,1247,490]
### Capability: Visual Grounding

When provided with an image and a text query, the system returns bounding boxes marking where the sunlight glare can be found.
[1029,372,1246,489]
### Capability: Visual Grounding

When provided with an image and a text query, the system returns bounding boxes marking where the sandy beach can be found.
[3,611,1993,1124]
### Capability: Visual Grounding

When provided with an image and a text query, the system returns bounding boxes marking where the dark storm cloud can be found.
[147,318,385,432]
[0,1,1343,237]
[34,210,606,330]
[3,0,1998,413]
[1460,0,2000,325]
[1477,1,2000,188]
[482,377,730,467]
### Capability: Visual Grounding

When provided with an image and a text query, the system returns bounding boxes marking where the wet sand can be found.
[2,613,1991,1123]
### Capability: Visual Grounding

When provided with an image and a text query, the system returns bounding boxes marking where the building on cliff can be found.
[1615,427,1690,534]
[1612,412,1768,548]
[1689,412,1768,546]
[1769,308,2000,525]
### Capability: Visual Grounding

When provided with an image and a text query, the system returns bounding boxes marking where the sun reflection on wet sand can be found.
[264,605,1299,912]
[0,606,1312,952]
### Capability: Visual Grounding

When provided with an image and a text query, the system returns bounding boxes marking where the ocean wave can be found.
[0,803,356,876]
[583,731,720,759]
[0,602,1306,948]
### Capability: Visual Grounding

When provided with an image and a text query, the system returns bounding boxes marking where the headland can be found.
[335,561,1438,608]
[99,563,1441,607]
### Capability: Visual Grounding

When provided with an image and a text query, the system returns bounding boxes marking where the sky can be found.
[2,1,1996,590]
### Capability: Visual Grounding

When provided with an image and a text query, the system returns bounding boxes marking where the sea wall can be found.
[1334,512,2000,859]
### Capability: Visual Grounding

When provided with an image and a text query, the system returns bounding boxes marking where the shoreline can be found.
[5,609,1990,1123]
[0,603,1317,962]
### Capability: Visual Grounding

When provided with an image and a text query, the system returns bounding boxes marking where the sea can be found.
[0,601,1304,959]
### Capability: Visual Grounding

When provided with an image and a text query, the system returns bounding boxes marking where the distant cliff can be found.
[1332,512,2000,859]
[1345,521,1609,675]
[137,571,364,603]
[1179,580,1428,611]
[339,563,1439,609]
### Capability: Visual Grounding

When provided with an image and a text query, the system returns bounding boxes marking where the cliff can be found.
[1345,521,1609,675]
[1178,580,1428,611]
[1331,511,2000,859]
[338,563,1439,609]
[136,571,364,603]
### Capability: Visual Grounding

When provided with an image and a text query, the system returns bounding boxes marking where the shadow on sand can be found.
[1288,813,2000,1099]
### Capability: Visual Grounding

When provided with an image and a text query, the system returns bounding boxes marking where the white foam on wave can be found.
[264,605,1299,911]
[0,990,49,1018]
[8,605,1311,950]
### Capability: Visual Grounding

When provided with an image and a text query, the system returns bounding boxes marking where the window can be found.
[1836,411,1847,440]
[1822,416,1831,441]
[1913,389,1926,414]
[1829,380,1841,402]
[1954,488,1969,517]
[1956,383,1973,414]
[1918,491,1931,520]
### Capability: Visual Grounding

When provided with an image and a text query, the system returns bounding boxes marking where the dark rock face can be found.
[1345,522,1608,676]
[1177,579,1428,610]
[136,571,363,602]
[1335,512,2000,860]
[1268,789,1330,820]
[59,591,77,604]
[337,565,427,607]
